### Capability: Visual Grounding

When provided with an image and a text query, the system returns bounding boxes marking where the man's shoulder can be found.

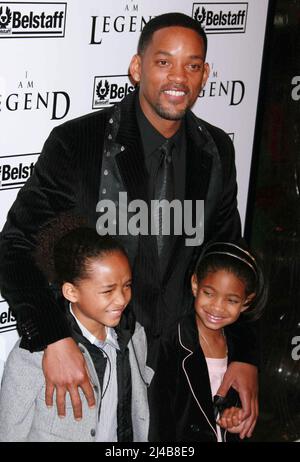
[190,112,232,146]
[52,106,113,137]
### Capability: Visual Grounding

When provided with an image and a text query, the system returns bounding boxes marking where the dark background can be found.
[245,0,300,442]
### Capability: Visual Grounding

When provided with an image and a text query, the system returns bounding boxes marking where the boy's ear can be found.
[191,274,198,297]
[241,292,256,312]
[62,282,78,303]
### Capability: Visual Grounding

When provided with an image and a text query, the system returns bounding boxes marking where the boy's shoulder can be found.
[6,338,43,367]
[1,338,44,393]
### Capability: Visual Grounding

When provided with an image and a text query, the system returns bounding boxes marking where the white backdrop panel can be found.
[0,0,269,376]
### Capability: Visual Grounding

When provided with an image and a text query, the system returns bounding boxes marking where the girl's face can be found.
[191,269,253,332]
[63,251,132,341]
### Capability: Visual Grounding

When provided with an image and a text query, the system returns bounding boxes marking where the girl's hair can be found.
[194,241,268,321]
[35,213,127,286]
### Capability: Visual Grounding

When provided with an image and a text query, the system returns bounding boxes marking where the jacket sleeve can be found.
[0,342,44,441]
[0,127,77,351]
[212,129,241,241]
[148,337,177,442]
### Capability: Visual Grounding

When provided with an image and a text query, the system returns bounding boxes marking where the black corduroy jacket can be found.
[0,90,255,364]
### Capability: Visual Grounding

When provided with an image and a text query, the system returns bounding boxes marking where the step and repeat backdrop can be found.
[0,0,269,378]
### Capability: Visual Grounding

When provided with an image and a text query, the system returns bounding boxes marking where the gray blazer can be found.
[0,322,154,442]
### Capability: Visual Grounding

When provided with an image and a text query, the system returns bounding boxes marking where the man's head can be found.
[137,12,208,60]
[130,12,209,135]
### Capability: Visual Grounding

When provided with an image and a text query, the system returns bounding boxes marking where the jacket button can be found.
[94,386,98,393]
[190,424,201,432]
[90,429,96,437]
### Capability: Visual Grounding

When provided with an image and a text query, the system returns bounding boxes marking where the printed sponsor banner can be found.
[0,299,17,334]
[192,2,248,34]
[92,75,135,109]
[0,0,269,380]
[0,153,38,190]
[0,2,67,38]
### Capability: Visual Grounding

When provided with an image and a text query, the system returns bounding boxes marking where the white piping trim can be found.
[178,323,218,441]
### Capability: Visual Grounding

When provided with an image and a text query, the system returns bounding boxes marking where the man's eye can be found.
[188,64,201,71]
[157,60,168,66]
[228,299,238,304]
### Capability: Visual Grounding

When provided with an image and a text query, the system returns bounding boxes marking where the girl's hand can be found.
[217,406,246,434]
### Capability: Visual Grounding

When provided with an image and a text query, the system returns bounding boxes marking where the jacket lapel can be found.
[115,90,148,204]
[179,314,216,429]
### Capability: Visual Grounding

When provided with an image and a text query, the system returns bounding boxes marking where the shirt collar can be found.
[69,304,119,350]
[135,94,186,158]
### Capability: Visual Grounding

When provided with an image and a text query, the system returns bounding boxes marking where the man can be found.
[0,13,258,439]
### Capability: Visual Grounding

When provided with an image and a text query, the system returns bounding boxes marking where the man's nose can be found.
[167,64,188,83]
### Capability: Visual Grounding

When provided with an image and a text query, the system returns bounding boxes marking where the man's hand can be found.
[216,362,258,439]
[42,337,96,420]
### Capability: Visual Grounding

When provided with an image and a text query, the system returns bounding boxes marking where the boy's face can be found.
[191,269,252,333]
[64,251,132,341]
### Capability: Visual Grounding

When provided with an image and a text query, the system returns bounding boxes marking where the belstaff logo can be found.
[0,300,16,334]
[0,2,66,38]
[96,80,110,101]
[192,2,248,34]
[93,75,135,109]
[0,6,12,30]
[0,153,38,191]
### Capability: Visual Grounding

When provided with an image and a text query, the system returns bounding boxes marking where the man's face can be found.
[130,26,209,130]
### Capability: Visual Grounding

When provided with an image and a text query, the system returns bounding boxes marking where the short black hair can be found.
[34,213,127,286]
[138,12,207,58]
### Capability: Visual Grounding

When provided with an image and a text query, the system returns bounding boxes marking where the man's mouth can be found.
[163,89,187,97]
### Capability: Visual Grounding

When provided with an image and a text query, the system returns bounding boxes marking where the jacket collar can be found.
[178,312,217,429]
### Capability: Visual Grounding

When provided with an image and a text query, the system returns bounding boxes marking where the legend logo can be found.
[192,2,248,34]
[0,2,67,38]
[0,153,38,190]
[92,75,135,109]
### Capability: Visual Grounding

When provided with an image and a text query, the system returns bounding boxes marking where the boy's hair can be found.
[137,12,208,58]
[194,241,268,321]
[35,213,127,286]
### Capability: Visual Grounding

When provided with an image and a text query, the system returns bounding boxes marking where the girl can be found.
[150,241,267,442]
[0,218,154,442]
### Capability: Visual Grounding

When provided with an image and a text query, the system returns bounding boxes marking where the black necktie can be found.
[153,140,175,265]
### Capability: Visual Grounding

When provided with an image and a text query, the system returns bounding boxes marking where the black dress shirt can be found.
[135,97,186,203]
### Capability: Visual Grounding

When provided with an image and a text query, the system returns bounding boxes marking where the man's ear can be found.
[201,62,210,89]
[62,282,78,303]
[129,54,142,84]
[191,274,199,297]
[241,292,256,312]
